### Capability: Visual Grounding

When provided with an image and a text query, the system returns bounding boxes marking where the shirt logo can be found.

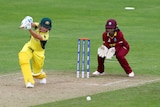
[114,38,117,42]
[45,21,50,25]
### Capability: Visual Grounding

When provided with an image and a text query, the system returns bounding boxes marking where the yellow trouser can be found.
[18,43,46,85]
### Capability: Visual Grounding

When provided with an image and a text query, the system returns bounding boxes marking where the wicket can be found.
[76,38,90,78]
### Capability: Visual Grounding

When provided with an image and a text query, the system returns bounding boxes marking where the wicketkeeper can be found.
[92,19,134,77]
[18,16,52,88]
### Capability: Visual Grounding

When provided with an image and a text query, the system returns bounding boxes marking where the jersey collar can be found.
[107,32,117,37]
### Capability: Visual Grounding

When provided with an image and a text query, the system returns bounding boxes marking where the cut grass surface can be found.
[32,81,160,107]
[0,0,160,75]
[0,0,160,107]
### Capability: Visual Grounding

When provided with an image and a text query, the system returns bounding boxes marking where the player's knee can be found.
[33,72,46,79]
[116,54,124,60]
[18,52,29,65]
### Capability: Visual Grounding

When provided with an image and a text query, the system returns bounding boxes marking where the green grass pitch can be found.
[0,0,160,107]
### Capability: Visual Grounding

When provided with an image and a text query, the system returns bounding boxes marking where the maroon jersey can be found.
[102,31,130,53]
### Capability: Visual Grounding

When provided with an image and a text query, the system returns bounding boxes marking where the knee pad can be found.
[18,52,30,65]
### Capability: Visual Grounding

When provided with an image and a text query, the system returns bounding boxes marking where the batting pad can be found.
[18,52,35,84]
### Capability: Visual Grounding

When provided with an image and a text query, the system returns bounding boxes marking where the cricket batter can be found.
[18,16,52,88]
[92,19,135,77]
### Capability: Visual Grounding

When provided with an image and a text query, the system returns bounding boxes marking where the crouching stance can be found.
[18,16,52,88]
[93,19,134,77]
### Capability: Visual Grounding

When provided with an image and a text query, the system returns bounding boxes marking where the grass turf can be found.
[0,0,160,106]
[32,82,160,107]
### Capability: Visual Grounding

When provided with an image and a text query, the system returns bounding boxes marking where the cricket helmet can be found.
[40,18,52,30]
[105,19,117,29]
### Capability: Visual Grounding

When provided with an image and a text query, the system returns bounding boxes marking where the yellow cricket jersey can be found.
[27,23,49,51]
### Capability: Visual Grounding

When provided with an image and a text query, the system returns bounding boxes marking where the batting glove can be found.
[26,23,31,30]
[19,16,33,29]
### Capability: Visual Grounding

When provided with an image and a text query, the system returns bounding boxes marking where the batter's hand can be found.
[98,45,108,58]
[19,16,33,29]
[26,23,31,30]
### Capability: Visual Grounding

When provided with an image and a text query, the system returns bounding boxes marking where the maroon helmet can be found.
[105,19,117,29]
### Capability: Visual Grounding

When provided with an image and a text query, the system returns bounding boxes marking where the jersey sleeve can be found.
[115,32,130,52]
[42,33,49,41]
[34,22,39,30]
[102,32,110,48]
[119,32,129,49]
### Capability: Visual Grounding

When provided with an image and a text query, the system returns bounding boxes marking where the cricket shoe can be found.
[128,72,135,77]
[26,82,34,88]
[40,78,46,84]
[92,71,105,76]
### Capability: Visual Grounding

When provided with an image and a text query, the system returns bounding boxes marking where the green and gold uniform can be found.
[18,23,49,85]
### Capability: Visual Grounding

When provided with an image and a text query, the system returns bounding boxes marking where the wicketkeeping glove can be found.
[106,47,115,59]
[19,16,33,29]
[98,45,108,58]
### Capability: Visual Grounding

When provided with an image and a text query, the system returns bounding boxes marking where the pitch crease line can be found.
[103,79,128,86]
[86,79,128,86]
[0,73,20,78]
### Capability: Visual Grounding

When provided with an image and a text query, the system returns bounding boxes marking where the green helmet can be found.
[40,18,52,30]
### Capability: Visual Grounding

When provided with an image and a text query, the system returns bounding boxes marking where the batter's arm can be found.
[28,29,43,41]
[31,22,37,28]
